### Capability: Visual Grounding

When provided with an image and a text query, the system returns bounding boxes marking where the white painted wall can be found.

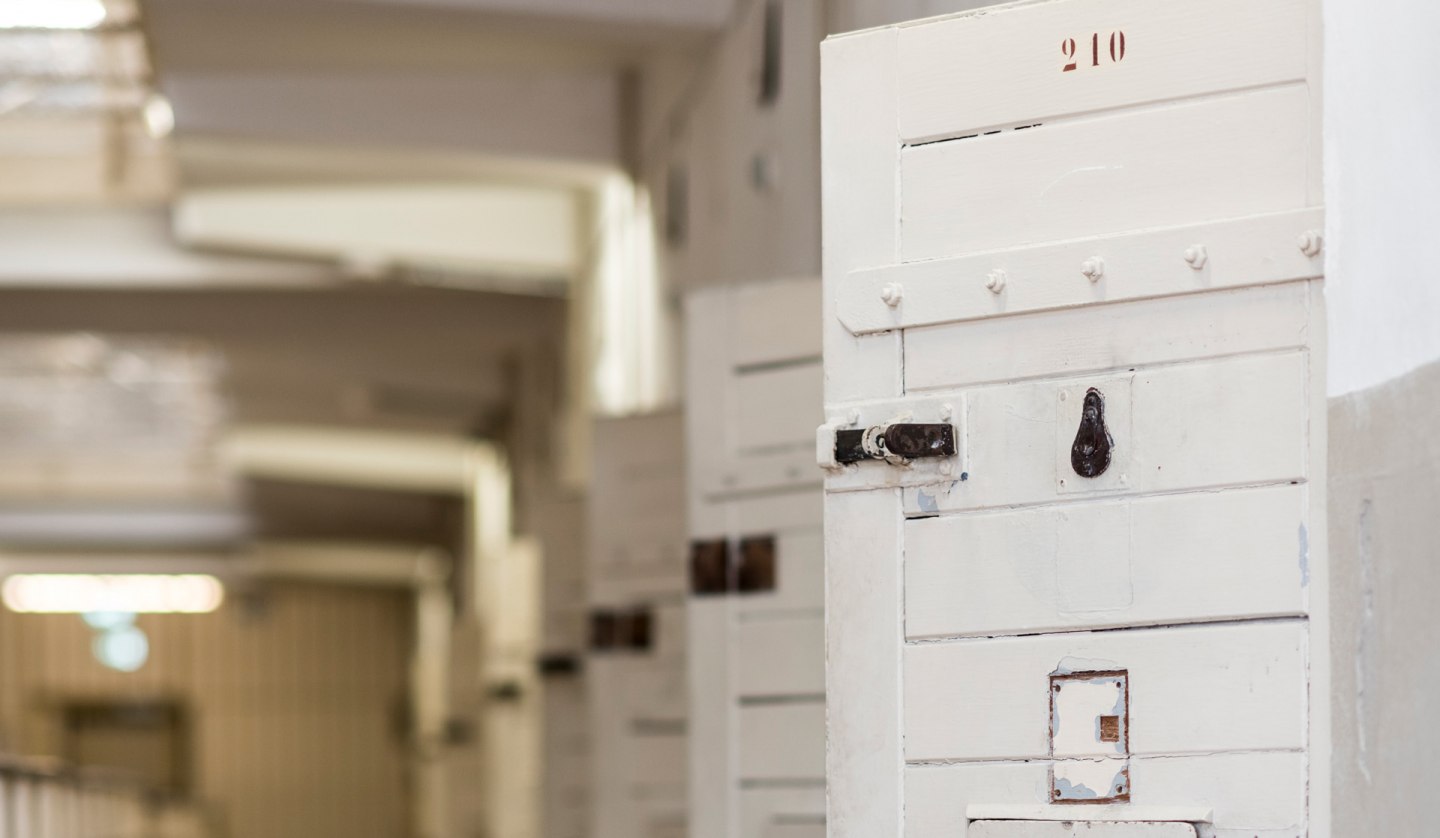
[1323,0,1440,396]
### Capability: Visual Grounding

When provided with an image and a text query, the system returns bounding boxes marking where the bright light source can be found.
[94,624,148,671]
[0,0,109,30]
[2,574,224,614]
[142,93,174,139]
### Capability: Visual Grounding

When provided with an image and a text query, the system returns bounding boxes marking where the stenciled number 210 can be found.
[1062,31,1126,72]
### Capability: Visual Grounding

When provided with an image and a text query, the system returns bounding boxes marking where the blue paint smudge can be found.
[1298,523,1310,587]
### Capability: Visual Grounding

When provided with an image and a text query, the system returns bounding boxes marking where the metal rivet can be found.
[1298,230,1323,258]
[1081,257,1105,282]
[1183,245,1207,269]
[880,282,903,307]
[939,403,953,421]
[985,269,1007,293]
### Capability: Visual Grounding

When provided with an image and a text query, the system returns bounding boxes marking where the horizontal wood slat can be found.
[904,620,1307,762]
[899,88,1310,263]
[904,350,1309,515]
[896,0,1308,144]
[905,483,1310,639]
[905,752,1305,838]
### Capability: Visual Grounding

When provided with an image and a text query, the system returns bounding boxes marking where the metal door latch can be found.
[829,422,956,466]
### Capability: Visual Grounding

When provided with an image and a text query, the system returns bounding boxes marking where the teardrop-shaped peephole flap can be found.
[1071,388,1113,478]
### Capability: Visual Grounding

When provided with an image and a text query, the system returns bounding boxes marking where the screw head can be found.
[1082,256,1105,281]
[1298,230,1323,258]
[1183,244,1208,269]
[880,282,903,307]
[985,268,1007,293]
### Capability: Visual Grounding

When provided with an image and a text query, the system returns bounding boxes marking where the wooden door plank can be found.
[902,280,1314,393]
[896,0,1307,144]
[905,483,1310,638]
[900,87,1310,262]
[906,351,1309,515]
[735,616,825,698]
[905,752,1305,838]
[739,702,826,781]
[904,620,1307,761]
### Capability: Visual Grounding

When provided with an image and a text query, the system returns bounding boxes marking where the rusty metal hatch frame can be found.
[1048,668,1131,804]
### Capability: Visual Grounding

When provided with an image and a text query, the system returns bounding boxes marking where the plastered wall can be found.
[1323,0,1440,398]
[1323,0,1440,833]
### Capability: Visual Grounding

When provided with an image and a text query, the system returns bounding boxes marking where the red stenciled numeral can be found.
[1063,30,1126,72]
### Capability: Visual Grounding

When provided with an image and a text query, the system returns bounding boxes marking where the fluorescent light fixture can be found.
[0,0,109,30]
[2,574,224,614]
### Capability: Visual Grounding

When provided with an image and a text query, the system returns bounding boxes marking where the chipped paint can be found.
[1051,668,1130,803]
[1052,656,1121,676]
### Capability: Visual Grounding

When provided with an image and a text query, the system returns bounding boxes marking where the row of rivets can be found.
[878,230,1324,304]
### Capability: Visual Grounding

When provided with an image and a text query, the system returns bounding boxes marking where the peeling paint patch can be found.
[916,489,939,514]
[1052,656,1121,676]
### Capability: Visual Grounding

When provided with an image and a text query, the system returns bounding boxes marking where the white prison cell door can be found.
[819,1,1326,837]
[587,412,689,838]
[685,278,827,838]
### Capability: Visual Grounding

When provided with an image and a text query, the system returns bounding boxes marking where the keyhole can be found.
[1070,388,1112,478]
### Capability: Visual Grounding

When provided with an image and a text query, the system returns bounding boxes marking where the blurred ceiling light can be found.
[142,92,173,138]
[2,574,224,614]
[93,623,148,671]
[0,0,108,30]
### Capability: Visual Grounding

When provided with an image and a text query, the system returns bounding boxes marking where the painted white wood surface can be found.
[686,278,827,838]
[906,483,1310,638]
[901,279,1315,392]
[735,361,825,455]
[738,702,827,781]
[736,617,826,697]
[741,789,826,838]
[687,279,824,501]
[822,1,1325,835]
[905,621,1307,761]
[686,597,733,838]
[896,0,1309,143]
[729,278,825,369]
[819,25,903,407]
[590,412,688,607]
[900,86,1310,263]
[587,412,688,838]
[842,210,1323,337]
[907,752,1306,838]
[970,822,1196,838]
[906,351,1309,515]
[735,528,824,615]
